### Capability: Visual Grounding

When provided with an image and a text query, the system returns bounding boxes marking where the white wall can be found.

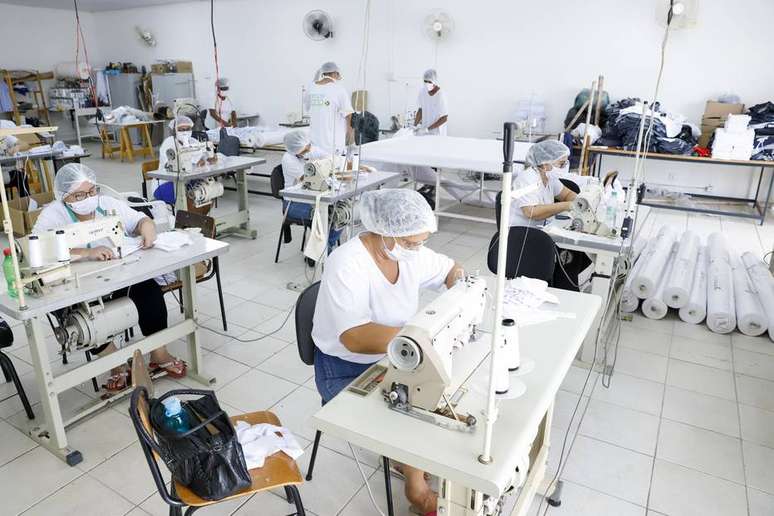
[3,0,774,198]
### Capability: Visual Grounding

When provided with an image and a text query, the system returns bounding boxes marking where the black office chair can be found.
[559,178,580,194]
[271,165,311,263]
[487,227,557,283]
[0,319,34,420]
[294,282,396,516]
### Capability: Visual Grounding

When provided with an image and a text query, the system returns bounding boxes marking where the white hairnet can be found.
[360,189,437,237]
[168,115,193,131]
[215,77,230,90]
[284,130,309,154]
[423,69,438,84]
[313,69,322,82]
[320,62,340,75]
[54,163,96,200]
[524,140,570,169]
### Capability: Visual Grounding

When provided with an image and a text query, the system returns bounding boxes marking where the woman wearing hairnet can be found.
[33,164,187,390]
[312,188,463,514]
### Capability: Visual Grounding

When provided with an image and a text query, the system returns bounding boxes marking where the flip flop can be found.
[102,370,130,392]
[149,358,187,379]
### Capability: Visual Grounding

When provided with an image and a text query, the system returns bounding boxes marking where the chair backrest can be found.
[218,128,241,157]
[141,159,160,181]
[175,210,216,239]
[487,226,557,282]
[131,350,154,396]
[270,165,285,200]
[559,178,580,194]
[294,281,320,366]
[495,191,503,230]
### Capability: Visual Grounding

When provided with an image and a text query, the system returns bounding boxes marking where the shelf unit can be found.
[1,69,52,126]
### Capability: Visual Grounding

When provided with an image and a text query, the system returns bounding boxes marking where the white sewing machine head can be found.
[165,139,208,175]
[569,182,618,237]
[382,275,487,427]
[303,156,344,191]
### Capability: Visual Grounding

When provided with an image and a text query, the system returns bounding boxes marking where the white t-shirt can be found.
[33,196,147,248]
[509,167,566,228]
[205,96,235,130]
[312,235,455,364]
[306,80,353,155]
[280,146,327,188]
[417,87,448,136]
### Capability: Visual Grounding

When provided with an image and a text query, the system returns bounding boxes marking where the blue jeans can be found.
[283,200,341,249]
[314,349,371,404]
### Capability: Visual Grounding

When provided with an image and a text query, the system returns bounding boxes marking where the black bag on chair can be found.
[218,128,241,157]
[148,389,251,501]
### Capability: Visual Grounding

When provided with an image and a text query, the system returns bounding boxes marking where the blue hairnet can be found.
[54,163,96,200]
[524,140,570,169]
[360,189,437,237]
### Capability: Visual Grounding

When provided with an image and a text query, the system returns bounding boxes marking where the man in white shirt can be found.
[305,62,353,156]
[510,140,576,228]
[415,69,448,136]
[206,77,237,129]
[312,188,464,514]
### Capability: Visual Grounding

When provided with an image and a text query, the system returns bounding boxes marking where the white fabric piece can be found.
[234,421,304,470]
[304,196,328,261]
[503,277,559,309]
[153,231,192,252]
[732,257,767,337]
[416,87,448,136]
[206,126,308,148]
[741,252,774,342]
[642,244,676,320]
[307,80,353,155]
[664,231,699,308]
[706,233,736,334]
[571,123,602,144]
[103,106,151,124]
[312,235,454,364]
[621,240,651,313]
[679,246,708,325]
[634,226,677,299]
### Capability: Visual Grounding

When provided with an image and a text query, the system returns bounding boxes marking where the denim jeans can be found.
[283,200,342,249]
[314,349,372,404]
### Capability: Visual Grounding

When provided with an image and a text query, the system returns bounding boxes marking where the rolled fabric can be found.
[679,246,708,324]
[706,233,736,334]
[621,239,651,313]
[642,243,677,320]
[741,252,774,342]
[634,226,677,299]
[732,256,767,337]
[664,231,699,309]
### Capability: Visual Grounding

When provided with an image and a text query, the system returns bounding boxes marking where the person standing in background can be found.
[206,77,237,129]
[415,69,448,136]
[306,62,353,156]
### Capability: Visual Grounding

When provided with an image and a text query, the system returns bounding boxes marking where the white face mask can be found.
[550,163,570,175]
[177,130,192,143]
[67,196,99,215]
[383,236,421,262]
[425,82,435,92]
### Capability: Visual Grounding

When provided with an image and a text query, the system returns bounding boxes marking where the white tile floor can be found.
[0,144,773,515]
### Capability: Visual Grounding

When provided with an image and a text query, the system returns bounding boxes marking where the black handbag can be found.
[148,389,251,501]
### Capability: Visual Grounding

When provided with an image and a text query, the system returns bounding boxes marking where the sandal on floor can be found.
[149,358,188,379]
[102,370,130,392]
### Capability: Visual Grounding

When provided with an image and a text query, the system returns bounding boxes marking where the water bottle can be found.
[161,397,191,434]
[607,191,619,230]
[3,249,17,299]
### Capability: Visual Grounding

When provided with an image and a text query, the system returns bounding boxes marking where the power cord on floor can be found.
[349,443,387,516]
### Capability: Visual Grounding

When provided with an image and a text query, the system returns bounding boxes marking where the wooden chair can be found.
[100,126,121,159]
[141,159,160,199]
[129,383,306,516]
[161,210,227,331]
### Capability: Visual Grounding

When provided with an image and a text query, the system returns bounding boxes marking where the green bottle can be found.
[3,248,18,298]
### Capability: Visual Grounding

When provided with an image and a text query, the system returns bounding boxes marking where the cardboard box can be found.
[14,133,41,152]
[7,192,55,236]
[704,101,744,118]
[151,63,167,74]
[174,61,193,73]
[352,90,368,112]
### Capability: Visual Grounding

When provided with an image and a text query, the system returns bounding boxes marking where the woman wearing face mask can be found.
[33,164,186,391]
[414,69,448,136]
[312,188,464,515]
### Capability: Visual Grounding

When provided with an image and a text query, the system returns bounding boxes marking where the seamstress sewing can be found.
[306,61,354,156]
[415,69,448,136]
[280,130,341,251]
[206,77,237,129]
[33,164,187,390]
[312,189,464,514]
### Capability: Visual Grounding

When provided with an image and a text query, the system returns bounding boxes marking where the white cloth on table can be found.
[153,230,192,252]
[416,87,448,136]
[234,421,304,469]
[503,277,574,327]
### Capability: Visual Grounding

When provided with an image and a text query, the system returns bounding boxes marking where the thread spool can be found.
[27,235,43,268]
[55,229,70,262]
[495,325,510,395]
[502,318,520,372]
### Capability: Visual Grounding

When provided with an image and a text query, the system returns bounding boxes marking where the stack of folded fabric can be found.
[712,114,755,160]
[748,102,774,161]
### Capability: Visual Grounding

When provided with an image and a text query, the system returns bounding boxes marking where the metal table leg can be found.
[181,263,215,386]
[579,251,614,366]
[216,168,258,239]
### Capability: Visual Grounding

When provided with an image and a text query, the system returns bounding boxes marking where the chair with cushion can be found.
[0,320,33,420]
[486,226,557,283]
[161,210,227,331]
[293,281,396,516]
[271,165,310,263]
[129,381,306,516]
[559,178,580,194]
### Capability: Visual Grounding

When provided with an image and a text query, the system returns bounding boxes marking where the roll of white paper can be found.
[621,239,651,313]
[55,229,70,262]
[634,226,677,299]
[27,235,43,268]
[679,246,708,324]
[732,257,767,337]
[706,233,736,334]
[664,231,699,309]
[741,252,774,342]
[642,244,676,320]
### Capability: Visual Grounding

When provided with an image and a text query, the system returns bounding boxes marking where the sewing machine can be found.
[303,156,345,191]
[164,139,212,175]
[569,182,619,238]
[382,275,488,432]
[15,215,125,295]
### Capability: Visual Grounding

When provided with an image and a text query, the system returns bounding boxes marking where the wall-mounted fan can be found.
[303,10,334,41]
[423,10,454,42]
[135,26,157,47]
[655,0,699,29]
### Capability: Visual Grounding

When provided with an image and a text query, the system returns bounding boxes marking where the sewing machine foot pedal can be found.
[547,480,563,507]
[66,450,83,467]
